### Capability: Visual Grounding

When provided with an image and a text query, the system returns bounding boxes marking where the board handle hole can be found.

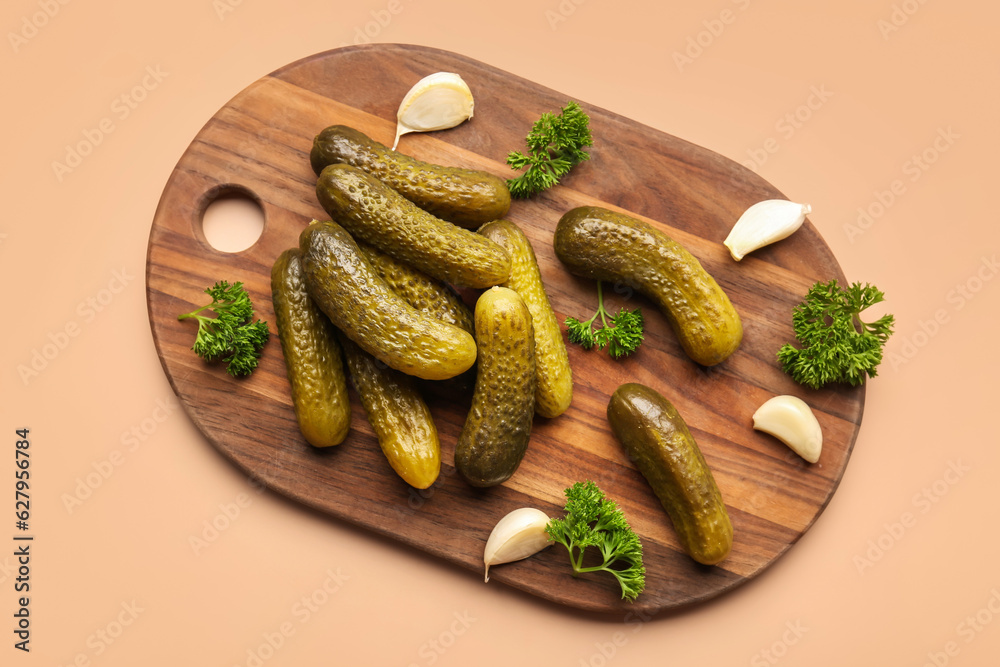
[200,186,265,253]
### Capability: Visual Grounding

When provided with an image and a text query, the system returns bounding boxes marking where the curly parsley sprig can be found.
[777,280,894,389]
[565,281,644,359]
[506,101,593,198]
[178,280,269,377]
[546,481,645,602]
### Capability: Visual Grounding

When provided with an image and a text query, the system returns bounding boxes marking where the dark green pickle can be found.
[270,248,350,448]
[607,383,732,565]
[310,124,510,228]
[554,206,742,366]
[298,221,477,381]
[455,287,536,488]
[316,164,511,289]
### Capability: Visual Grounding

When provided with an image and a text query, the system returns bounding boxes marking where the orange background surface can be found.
[3,0,999,665]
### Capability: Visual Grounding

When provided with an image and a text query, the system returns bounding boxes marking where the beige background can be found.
[3,0,999,665]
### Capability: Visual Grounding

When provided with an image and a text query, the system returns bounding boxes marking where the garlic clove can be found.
[752,395,823,463]
[393,72,474,150]
[724,200,812,261]
[483,507,551,582]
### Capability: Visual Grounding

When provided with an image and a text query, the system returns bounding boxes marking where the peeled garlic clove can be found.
[393,72,474,150]
[483,507,551,582]
[724,200,812,261]
[752,395,823,463]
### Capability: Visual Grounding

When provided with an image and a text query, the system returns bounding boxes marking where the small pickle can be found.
[299,220,477,381]
[607,383,733,565]
[555,206,742,366]
[316,164,511,288]
[479,220,572,418]
[455,287,536,487]
[270,248,350,447]
[311,124,510,228]
[339,334,440,489]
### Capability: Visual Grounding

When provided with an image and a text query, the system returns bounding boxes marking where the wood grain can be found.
[146,44,864,615]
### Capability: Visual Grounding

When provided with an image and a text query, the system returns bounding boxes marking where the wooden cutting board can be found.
[146,44,864,615]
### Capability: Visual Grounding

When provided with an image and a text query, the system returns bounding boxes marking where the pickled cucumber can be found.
[338,334,440,490]
[455,287,536,487]
[607,383,732,565]
[478,220,572,418]
[316,164,511,289]
[299,220,477,381]
[270,248,350,448]
[554,206,742,366]
[310,124,510,228]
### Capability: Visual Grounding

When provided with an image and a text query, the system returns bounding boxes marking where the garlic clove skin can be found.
[483,507,551,582]
[724,200,812,261]
[393,72,474,150]
[752,395,823,463]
